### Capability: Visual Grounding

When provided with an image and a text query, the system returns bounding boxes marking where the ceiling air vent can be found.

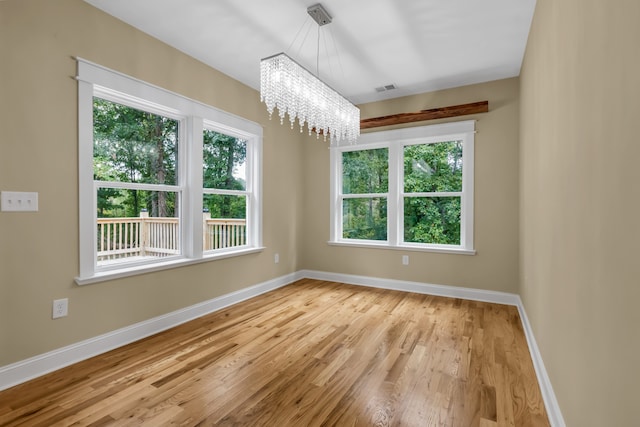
[375,84,397,93]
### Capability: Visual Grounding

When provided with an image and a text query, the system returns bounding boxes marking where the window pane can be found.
[93,98,178,185]
[404,141,462,193]
[96,188,179,266]
[203,130,247,190]
[342,198,387,240]
[203,194,247,250]
[342,148,388,194]
[404,197,460,245]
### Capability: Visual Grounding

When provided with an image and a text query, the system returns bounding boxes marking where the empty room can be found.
[0,0,638,426]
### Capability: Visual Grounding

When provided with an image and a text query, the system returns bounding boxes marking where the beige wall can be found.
[299,78,521,293]
[520,0,640,425]
[0,0,303,366]
[0,0,522,368]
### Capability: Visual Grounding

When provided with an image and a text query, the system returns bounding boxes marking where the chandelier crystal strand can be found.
[260,53,360,144]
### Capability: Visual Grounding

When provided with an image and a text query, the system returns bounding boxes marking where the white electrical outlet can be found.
[53,298,68,319]
[1,191,38,212]
[402,255,409,265]
[274,253,280,264]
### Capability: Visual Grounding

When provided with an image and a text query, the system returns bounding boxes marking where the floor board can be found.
[0,279,549,426]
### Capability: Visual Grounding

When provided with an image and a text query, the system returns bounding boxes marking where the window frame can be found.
[337,142,390,244]
[330,120,475,255]
[201,122,254,254]
[76,58,263,285]
[92,89,185,268]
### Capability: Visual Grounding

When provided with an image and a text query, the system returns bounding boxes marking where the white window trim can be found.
[76,58,263,285]
[201,121,257,256]
[330,120,475,255]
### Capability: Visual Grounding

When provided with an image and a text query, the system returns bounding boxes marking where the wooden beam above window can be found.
[360,101,488,130]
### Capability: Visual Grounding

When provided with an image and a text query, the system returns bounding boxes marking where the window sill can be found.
[327,240,476,256]
[75,247,265,286]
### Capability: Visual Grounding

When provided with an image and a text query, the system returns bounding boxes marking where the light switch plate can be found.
[1,191,39,212]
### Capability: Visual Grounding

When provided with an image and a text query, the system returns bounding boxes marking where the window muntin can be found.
[77,58,263,283]
[330,121,474,254]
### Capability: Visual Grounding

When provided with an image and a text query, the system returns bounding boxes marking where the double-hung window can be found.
[341,147,389,241]
[76,59,262,284]
[202,126,251,252]
[330,120,475,254]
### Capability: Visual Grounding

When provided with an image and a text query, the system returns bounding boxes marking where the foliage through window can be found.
[330,121,474,254]
[403,141,463,245]
[202,129,249,251]
[77,59,263,283]
[94,99,181,265]
[341,148,388,240]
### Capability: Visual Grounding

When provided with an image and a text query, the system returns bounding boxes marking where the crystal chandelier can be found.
[260,4,360,144]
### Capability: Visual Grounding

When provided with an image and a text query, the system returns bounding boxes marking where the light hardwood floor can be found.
[0,279,549,426]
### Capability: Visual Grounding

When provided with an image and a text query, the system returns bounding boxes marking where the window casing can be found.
[77,59,263,284]
[330,121,475,255]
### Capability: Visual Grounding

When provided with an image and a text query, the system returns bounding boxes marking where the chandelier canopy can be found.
[259,4,360,144]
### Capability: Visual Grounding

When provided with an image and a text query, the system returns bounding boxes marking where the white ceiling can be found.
[84,0,536,105]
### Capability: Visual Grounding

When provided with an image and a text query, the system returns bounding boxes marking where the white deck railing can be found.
[97,212,246,263]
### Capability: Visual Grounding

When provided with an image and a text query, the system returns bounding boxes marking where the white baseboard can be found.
[299,269,521,305]
[515,297,566,427]
[0,271,302,392]
[0,269,564,426]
